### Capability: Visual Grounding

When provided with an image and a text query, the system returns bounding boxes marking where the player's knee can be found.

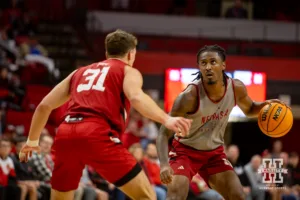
[229,191,245,200]
[167,185,189,200]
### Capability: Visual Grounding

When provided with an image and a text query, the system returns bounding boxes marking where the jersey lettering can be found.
[77,67,110,92]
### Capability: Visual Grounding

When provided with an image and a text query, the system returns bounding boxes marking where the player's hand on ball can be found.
[19,144,41,162]
[160,164,174,184]
[164,117,192,137]
[265,99,290,109]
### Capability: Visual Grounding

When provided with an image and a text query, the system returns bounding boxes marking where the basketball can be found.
[258,103,293,138]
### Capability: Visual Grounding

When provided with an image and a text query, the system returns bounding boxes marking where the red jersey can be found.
[66,59,130,134]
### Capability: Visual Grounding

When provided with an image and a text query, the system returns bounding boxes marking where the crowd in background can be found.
[105,0,300,22]
[0,0,299,200]
[0,110,299,200]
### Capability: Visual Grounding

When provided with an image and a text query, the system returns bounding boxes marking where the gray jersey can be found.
[175,78,236,150]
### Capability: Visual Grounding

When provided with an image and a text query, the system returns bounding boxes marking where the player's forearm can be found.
[27,104,52,142]
[130,92,169,125]
[156,126,173,166]
[246,101,268,118]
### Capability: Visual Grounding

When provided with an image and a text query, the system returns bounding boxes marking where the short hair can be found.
[193,45,228,83]
[196,45,226,64]
[14,136,27,144]
[105,29,137,57]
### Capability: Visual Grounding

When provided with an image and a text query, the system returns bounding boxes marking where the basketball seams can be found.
[258,103,293,138]
[269,105,287,132]
[270,118,293,137]
[266,104,277,132]
[258,108,268,132]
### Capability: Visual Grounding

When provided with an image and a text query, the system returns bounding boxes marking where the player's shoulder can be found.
[232,79,247,97]
[232,78,245,87]
[124,66,141,76]
[178,83,198,104]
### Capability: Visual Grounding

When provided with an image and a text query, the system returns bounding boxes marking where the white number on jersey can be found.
[77,67,110,92]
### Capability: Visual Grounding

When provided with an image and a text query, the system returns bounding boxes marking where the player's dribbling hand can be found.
[160,164,174,184]
[164,117,192,137]
[265,99,291,109]
[19,144,41,163]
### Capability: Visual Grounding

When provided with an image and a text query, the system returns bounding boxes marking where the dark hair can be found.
[193,45,228,85]
[14,136,27,144]
[105,29,137,57]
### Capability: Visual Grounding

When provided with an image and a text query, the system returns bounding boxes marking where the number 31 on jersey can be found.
[77,67,110,92]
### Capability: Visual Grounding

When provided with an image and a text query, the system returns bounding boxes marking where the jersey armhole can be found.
[185,84,200,115]
[231,79,237,106]
[69,69,80,93]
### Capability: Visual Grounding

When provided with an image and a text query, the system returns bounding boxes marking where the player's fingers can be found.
[178,117,192,130]
[166,171,173,184]
[160,173,167,184]
[25,152,28,162]
[19,152,25,162]
[177,120,189,136]
[161,171,172,184]
[35,147,41,154]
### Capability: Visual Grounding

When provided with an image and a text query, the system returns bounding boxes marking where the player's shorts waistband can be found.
[63,115,111,127]
[64,115,83,123]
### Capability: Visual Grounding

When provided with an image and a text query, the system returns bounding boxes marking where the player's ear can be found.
[222,62,226,70]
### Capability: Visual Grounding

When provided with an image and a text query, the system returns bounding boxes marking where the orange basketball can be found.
[258,103,293,138]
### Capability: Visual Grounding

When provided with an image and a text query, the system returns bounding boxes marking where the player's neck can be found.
[202,80,225,97]
[107,57,129,65]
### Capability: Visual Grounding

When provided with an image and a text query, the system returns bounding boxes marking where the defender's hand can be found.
[164,117,192,137]
[19,144,40,162]
[160,164,174,184]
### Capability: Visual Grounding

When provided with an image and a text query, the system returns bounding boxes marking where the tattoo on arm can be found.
[156,84,198,165]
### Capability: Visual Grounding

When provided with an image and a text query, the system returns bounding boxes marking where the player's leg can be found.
[166,175,190,200]
[118,168,156,199]
[166,155,195,200]
[50,190,75,200]
[208,170,245,200]
[85,135,156,200]
[50,124,85,200]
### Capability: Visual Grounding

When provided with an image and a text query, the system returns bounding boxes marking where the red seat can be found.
[25,84,52,107]
[6,110,33,135]
[0,89,9,98]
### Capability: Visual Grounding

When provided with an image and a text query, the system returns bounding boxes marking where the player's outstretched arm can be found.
[234,79,286,118]
[123,66,192,135]
[156,85,197,184]
[20,70,76,162]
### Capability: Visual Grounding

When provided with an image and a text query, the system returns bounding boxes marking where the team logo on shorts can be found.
[222,158,233,168]
[257,158,288,183]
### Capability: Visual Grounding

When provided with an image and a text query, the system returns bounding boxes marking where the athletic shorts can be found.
[169,139,233,185]
[51,119,141,191]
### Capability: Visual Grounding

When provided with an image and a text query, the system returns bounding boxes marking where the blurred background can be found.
[0,0,299,199]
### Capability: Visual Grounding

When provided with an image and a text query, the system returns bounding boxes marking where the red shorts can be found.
[51,119,141,191]
[169,140,233,184]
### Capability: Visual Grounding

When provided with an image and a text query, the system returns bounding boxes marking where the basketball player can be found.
[19,30,192,200]
[157,45,285,200]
